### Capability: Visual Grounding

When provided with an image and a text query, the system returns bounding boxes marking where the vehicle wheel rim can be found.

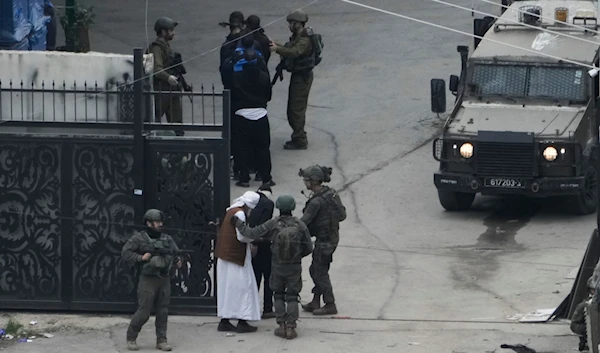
[584,167,598,203]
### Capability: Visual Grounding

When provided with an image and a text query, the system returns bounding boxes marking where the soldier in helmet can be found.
[121,209,183,351]
[269,10,314,150]
[298,165,346,315]
[232,195,313,339]
[571,276,596,351]
[148,17,184,135]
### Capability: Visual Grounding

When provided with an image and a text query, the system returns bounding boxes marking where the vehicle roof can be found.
[472,0,600,64]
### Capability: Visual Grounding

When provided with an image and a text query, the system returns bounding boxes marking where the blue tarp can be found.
[0,0,49,50]
[0,37,30,50]
[0,0,33,43]
[28,0,48,50]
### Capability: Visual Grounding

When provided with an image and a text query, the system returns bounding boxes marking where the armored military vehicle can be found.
[430,0,600,214]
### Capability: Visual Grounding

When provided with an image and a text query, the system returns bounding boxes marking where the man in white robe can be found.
[214,191,262,333]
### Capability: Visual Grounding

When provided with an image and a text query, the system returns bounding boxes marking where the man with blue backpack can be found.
[222,31,276,188]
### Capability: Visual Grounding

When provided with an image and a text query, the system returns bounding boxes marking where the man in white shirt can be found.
[214,191,262,333]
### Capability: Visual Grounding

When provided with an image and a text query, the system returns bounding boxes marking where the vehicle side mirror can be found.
[430,78,446,114]
[449,75,459,94]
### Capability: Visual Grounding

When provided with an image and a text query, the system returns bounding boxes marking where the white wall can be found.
[0,50,154,124]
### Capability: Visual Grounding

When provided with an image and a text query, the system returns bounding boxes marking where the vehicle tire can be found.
[564,166,598,215]
[438,190,475,211]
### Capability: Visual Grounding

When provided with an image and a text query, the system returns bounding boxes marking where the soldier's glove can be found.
[167,75,179,86]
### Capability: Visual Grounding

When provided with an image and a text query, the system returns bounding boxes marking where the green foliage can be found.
[5,318,23,336]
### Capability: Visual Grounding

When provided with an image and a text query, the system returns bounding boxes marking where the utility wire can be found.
[476,0,600,35]
[338,0,596,69]
[432,0,600,46]
[8,0,600,124]
[0,207,591,270]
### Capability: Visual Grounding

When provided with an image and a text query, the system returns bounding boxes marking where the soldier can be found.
[298,165,346,315]
[148,17,185,135]
[571,277,595,351]
[270,10,314,150]
[232,195,313,339]
[121,209,183,351]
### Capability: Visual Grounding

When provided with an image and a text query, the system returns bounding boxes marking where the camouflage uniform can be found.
[121,210,180,351]
[301,186,345,313]
[233,195,313,339]
[148,17,183,132]
[274,10,314,149]
[571,277,595,351]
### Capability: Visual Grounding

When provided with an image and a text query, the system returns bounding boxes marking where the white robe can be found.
[216,210,261,321]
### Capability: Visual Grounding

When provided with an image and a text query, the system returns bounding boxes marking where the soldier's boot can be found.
[126,341,139,351]
[313,303,338,316]
[274,323,287,338]
[156,342,172,351]
[301,295,321,312]
[286,327,298,340]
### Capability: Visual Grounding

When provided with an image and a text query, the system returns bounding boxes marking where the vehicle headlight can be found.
[459,143,474,158]
[543,146,558,161]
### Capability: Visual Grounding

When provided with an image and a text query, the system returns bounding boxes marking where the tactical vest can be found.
[282,31,314,73]
[303,187,344,244]
[139,231,176,277]
[148,40,185,80]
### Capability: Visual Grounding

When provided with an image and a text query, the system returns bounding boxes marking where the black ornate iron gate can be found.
[0,48,230,314]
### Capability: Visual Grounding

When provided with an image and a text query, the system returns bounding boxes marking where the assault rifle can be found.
[271,61,284,87]
[149,248,195,257]
[168,52,193,103]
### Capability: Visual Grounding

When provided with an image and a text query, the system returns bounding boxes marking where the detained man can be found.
[214,191,262,333]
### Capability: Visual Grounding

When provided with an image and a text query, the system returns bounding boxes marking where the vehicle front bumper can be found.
[434,172,585,197]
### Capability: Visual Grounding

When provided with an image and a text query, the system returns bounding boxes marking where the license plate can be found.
[484,178,523,188]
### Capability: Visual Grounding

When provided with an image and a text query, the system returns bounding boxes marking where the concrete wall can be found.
[0,50,153,125]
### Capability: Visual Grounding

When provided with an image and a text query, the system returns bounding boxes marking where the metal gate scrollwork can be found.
[151,146,216,304]
[71,143,137,304]
[0,52,229,313]
[0,142,62,301]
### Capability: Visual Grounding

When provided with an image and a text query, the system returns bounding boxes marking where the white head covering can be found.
[226,191,260,211]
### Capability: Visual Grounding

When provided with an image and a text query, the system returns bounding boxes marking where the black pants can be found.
[237,114,272,183]
[253,245,273,313]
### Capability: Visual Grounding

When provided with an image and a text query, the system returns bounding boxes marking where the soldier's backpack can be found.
[319,189,347,229]
[272,218,303,263]
[305,27,324,67]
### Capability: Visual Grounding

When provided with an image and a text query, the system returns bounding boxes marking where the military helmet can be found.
[287,10,308,23]
[276,195,296,212]
[154,17,179,33]
[299,165,333,182]
[143,209,165,223]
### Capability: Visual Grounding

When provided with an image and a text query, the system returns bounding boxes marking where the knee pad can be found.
[274,292,285,300]
[285,293,299,303]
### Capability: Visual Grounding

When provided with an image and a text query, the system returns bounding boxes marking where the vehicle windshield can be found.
[470,63,588,103]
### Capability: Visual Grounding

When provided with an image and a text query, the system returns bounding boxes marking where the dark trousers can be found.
[127,275,171,343]
[271,263,302,327]
[287,71,313,146]
[253,245,273,313]
[237,114,272,183]
[154,88,183,135]
[309,242,337,304]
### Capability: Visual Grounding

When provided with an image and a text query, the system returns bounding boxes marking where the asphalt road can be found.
[4,0,596,352]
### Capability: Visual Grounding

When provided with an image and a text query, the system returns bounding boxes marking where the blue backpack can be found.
[220,41,264,87]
